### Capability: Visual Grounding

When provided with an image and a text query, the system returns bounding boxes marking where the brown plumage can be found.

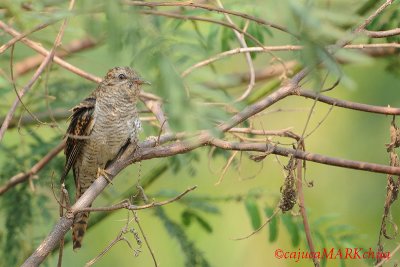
[61,67,149,250]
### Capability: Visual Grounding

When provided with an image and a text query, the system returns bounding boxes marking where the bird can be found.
[61,66,149,250]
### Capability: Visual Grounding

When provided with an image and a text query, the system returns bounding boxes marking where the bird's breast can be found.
[90,102,139,162]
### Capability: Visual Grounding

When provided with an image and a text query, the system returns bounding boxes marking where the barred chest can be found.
[91,99,140,161]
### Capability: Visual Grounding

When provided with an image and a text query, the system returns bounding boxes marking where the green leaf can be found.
[181,210,193,226]
[193,213,213,233]
[281,214,300,247]
[246,22,264,59]
[221,26,234,51]
[265,207,278,243]
[207,24,220,52]
[156,208,210,267]
[312,214,339,229]
[326,224,354,235]
[181,210,213,233]
[244,197,261,230]
[314,231,327,267]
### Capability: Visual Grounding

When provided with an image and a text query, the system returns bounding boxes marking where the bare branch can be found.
[214,0,255,102]
[233,207,280,240]
[0,20,162,104]
[139,10,264,48]
[0,20,100,83]
[22,127,400,265]
[13,37,98,78]
[218,83,296,132]
[354,0,395,33]
[0,141,65,196]
[182,44,400,77]
[363,28,400,38]
[297,89,400,115]
[296,155,319,267]
[125,0,292,36]
[76,186,197,213]
[0,0,76,143]
[0,20,57,54]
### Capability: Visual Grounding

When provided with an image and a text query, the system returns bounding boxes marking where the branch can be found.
[139,10,264,48]
[0,20,100,83]
[0,20,163,103]
[297,89,400,115]
[218,83,296,131]
[296,156,319,267]
[214,0,255,102]
[76,186,197,213]
[0,1,75,143]
[22,127,400,265]
[204,44,399,89]
[354,0,395,33]
[125,0,292,36]
[363,28,400,38]
[181,44,400,77]
[0,141,65,196]
[13,37,98,78]
[0,20,56,54]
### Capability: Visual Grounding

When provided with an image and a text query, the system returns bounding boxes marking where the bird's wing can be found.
[61,97,96,184]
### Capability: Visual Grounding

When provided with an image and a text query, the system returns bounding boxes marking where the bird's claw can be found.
[97,167,113,185]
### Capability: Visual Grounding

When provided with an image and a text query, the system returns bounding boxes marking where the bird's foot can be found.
[97,167,113,185]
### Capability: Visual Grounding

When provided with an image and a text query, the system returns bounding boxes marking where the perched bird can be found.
[61,67,149,250]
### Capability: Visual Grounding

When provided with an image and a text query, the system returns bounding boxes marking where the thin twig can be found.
[140,10,265,48]
[75,186,197,213]
[363,28,400,38]
[0,20,101,83]
[297,89,400,115]
[374,242,400,267]
[0,141,65,195]
[133,211,159,267]
[214,0,255,102]
[233,207,280,240]
[0,20,57,54]
[355,0,395,33]
[125,0,293,36]
[215,151,238,185]
[13,37,98,78]
[181,43,400,77]
[85,213,135,267]
[297,156,319,267]
[0,0,75,143]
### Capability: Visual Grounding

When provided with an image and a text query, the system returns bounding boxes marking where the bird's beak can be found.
[135,79,151,86]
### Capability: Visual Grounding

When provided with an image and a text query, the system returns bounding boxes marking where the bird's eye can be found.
[118,74,127,80]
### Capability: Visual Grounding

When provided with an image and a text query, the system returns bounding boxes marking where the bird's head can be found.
[103,66,150,91]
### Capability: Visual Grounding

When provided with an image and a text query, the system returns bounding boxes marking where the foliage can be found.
[1,0,400,266]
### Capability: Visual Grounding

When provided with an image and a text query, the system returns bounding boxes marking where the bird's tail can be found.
[72,208,91,250]
[72,183,92,250]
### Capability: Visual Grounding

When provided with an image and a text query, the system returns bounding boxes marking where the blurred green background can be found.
[1,0,400,266]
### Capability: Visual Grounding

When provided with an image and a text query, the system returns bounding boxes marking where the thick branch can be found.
[22,132,400,264]
[23,127,400,265]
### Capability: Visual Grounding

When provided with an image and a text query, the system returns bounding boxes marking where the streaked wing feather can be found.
[61,97,96,184]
